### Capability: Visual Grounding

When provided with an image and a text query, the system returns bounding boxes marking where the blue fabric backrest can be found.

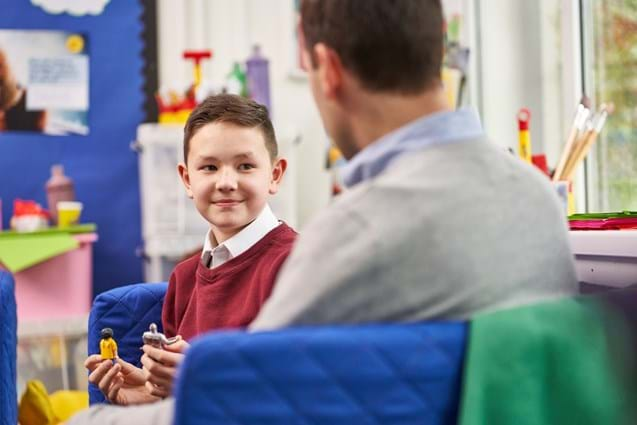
[0,270,17,425]
[87,282,167,404]
[174,322,467,425]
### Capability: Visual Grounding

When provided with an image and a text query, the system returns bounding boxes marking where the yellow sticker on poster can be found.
[66,34,84,54]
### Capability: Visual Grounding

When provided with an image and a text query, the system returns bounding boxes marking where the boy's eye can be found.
[238,163,255,171]
[201,165,217,171]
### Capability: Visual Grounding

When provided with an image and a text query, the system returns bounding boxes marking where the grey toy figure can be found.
[142,323,179,349]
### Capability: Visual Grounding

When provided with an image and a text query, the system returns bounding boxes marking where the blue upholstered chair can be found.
[0,270,17,425]
[87,282,168,404]
[87,283,468,424]
[89,282,637,424]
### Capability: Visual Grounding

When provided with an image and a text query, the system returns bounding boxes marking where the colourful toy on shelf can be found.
[183,50,212,90]
[225,62,248,97]
[99,328,118,360]
[142,323,179,349]
[157,50,213,125]
[517,108,532,163]
[10,199,49,232]
[246,44,271,112]
[45,164,75,224]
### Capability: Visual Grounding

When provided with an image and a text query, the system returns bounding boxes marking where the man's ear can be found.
[313,43,344,100]
[177,162,194,198]
[269,157,288,195]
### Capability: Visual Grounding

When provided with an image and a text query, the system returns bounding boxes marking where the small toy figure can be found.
[100,328,118,360]
[142,323,179,349]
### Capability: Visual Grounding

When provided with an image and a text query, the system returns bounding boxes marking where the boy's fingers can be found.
[150,386,170,398]
[147,373,172,389]
[146,381,170,399]
[107,376,123,402]
[144,365,173,388]
[88,361,112,385]
[141,345,165,362]
[84,355,104,370]
[113,359,146,385]
[98,363,121,394]
[142,345,185,367]
[114,357,136,371]
[164,338,190,353]
[140,354,174,380]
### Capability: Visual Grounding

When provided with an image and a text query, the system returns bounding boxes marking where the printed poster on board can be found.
[0,30,89,135]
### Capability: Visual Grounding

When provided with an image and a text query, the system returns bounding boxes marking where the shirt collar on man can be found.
[202,204,280,268]
[342,107,484,188]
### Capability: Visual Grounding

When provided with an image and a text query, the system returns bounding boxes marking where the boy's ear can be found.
[269,157,288,195]
[177,162,194,199]
[314,43,344,100]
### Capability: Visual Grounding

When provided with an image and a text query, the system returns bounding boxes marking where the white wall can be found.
[157,0,331,230]
[156,0,579,226]
[478,0,545,152]
[476,0,574,169]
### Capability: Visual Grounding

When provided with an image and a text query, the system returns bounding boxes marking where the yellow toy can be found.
[18,379,88,425]
[99,328,118,360]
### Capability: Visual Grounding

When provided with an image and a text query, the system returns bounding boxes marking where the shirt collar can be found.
[202,204,279,259]
[342,107,484,187]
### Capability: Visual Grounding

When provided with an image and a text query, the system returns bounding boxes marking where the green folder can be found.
[0,224,96,273]
[569,211,637,220]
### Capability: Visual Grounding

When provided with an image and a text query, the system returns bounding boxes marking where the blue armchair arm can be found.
[87,282,168,404]
[0,270,17,425]
[174,322,467,425]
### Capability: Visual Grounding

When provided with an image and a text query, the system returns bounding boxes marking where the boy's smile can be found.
[178,122,286,244]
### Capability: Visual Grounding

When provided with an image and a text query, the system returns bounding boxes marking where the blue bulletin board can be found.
[0,0,145,295]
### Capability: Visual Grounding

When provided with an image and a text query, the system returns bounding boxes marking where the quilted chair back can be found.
[0,270,17,425]
[174,322,468,425]
[87,282,168,404]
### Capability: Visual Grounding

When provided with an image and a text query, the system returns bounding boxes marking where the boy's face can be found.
[178,122,286,244]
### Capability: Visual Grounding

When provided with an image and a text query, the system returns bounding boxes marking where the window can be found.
[582,0,637,211]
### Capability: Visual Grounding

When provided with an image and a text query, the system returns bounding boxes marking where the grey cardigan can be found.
[252,138,578,330]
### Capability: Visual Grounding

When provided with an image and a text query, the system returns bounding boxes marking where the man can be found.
[250,0,577,329]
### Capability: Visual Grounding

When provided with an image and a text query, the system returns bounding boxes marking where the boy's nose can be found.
[216,168,238,191]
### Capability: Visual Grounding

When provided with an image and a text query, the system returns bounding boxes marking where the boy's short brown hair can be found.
[300,0,444,94]
[183,94,277,163]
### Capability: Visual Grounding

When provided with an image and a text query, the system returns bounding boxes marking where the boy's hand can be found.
[141,338,190,398]
[85,355,159,405]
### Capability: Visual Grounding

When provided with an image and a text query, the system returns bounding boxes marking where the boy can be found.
[84,94,297,405]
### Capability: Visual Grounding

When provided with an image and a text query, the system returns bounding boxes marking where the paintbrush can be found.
[553,98,590,181]
[562,103,613,181]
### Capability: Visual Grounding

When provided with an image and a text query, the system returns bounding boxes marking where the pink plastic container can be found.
[14,233,97,321]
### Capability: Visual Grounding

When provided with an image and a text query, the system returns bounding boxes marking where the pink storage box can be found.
[14,233,97,321]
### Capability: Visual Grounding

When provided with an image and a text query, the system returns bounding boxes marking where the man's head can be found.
[178,94,286,244]
[101,328,113,340]
[299,0,446,158]
[300,0,444,94]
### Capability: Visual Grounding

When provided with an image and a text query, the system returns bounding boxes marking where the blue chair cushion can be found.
[174,322,467,425]
[0,270,17,425]
[87,282,167,404]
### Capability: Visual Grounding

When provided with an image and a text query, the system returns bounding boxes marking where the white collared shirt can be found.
[201,204,280,269]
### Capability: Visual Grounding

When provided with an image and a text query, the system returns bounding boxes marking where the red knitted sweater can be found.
[162,223,296,340]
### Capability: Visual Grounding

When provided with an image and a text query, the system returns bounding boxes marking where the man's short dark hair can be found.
[183,94,277,164]
[300,0,444,94]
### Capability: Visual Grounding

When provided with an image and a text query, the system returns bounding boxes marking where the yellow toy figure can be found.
[99,328,118,360]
